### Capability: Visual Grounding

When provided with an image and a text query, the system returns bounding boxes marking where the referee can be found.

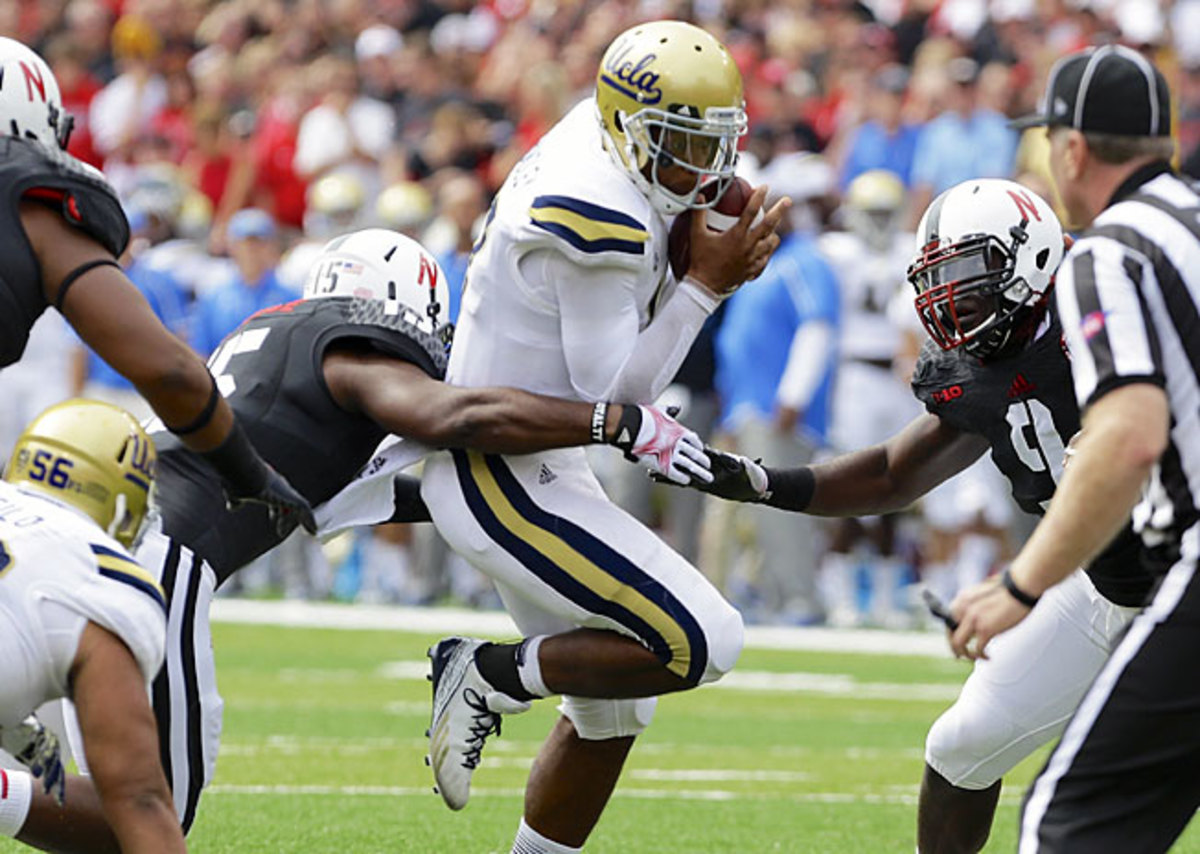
[948,45,1200,852]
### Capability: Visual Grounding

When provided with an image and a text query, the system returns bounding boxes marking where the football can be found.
[668,177,756,279]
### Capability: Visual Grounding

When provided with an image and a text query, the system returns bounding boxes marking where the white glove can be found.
[1,715,65,805]
[609,404,713,486]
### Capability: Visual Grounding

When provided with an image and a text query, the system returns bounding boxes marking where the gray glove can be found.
[1,715,65,805]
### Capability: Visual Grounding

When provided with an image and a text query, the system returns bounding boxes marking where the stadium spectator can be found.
[426,170,485,323]
[88,15,167,165]
[43,36,104,168]
[838,64,921,189]
[713,156,841,625]
[908,57,1018,224]
[191,208,294,357]
[292,53,394,202]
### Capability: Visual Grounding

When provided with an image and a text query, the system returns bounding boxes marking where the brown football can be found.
[668,177,755,280]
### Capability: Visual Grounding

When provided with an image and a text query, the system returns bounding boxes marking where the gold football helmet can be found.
[844,169,905,252]
[5,400,157,548]
[595,20,746,215]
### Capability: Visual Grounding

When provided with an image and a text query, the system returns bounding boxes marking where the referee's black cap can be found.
[1010,44,1171,137]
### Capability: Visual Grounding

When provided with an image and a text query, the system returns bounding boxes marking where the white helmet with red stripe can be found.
[303,228,452,349]
[908,178,1064,359]
[0,37,73,152]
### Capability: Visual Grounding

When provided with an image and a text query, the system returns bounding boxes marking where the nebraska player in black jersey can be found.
[678,179,1156,853]
[8,227,711,852]
[0,39,312,545]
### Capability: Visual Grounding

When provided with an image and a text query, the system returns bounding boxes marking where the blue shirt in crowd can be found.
[910,109,1017,195]
[715,232,841,445]
[191,268,296,357]
[840,121,921,189]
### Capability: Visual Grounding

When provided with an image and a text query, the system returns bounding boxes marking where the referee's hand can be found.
[947,573,1034,660]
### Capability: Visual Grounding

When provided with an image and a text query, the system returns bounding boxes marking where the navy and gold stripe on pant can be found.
[452,449,708,685]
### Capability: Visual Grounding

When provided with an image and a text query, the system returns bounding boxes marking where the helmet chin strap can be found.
[107,493,128,541]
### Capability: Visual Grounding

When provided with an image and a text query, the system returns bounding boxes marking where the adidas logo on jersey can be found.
[537,464,557,485]
[1007,373,1037,399]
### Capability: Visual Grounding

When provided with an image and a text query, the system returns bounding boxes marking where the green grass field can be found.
[7,614,1198,853]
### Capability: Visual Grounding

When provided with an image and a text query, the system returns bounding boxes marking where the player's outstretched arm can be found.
[68,623,186,854]
[24,203,315,536]
[691,414,986,515]
[322,351,710,483]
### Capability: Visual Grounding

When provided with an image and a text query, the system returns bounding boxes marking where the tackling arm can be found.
[697,413,987,514]
[325,350,606,451]
[25,201,234,452]
[323,350,709,484]
[803,414,987,516]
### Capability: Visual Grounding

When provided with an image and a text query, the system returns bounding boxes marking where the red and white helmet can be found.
[304,228,452,348]
[908,179,1064,359]
[0,38,73,151]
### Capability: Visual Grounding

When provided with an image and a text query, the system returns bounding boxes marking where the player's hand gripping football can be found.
[227,466,318,539]
[609,404,713,486]
[1,715,66,805]
[687,185,789,298]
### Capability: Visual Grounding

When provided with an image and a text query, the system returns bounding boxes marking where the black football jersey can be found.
[152,297,445,583]
[912,312,1153,607]
[0,137,128,366]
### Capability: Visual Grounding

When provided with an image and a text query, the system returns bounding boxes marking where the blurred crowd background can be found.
[3,0,1198,628]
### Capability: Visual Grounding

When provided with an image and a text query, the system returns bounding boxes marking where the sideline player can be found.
[0,38,312,538]
[420,20,786,854]
[0,400,185,853]
[818,168,920,626]
[7,228,711,852]
[674,179,1155,853]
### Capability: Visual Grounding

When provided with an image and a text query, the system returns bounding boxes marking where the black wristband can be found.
[590,402,609,444]
[1001,567,1040,608]
[761,465,815,511]
[199,418,269,497]
[608,405,642,460]
[165,376,221,437]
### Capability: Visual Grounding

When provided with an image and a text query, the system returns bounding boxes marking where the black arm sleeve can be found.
[762,465,816,512]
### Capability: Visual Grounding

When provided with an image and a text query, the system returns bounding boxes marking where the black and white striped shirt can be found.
[1056,162,1200,571]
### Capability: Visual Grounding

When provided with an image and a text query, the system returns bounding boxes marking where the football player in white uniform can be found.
[818,168,922,626]
[420,20,787,854]
[0,400,184,853]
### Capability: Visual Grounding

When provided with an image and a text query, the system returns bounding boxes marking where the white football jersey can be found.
[448,99,672,400]
[0,482,166,725]
[819,230,914,363]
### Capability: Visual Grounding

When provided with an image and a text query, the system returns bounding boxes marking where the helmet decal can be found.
[600,41,663,105]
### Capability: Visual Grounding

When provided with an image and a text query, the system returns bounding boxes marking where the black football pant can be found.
[1018,552,1200,853]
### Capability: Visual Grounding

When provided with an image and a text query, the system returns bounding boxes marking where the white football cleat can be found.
[426,636,530,810]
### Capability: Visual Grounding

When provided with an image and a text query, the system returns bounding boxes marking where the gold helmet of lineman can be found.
[5,400,157,548]
[595,20,746,215]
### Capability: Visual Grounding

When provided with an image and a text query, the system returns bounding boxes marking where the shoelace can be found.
[460,687,503,770]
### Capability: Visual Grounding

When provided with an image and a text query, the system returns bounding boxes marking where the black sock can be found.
[474,642,537,702]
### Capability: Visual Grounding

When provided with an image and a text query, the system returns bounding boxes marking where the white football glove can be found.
[1,715,65,805]
[612,405,713,486]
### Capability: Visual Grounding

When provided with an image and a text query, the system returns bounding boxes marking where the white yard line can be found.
[204,783,1026,806]
[211,599,951,658]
